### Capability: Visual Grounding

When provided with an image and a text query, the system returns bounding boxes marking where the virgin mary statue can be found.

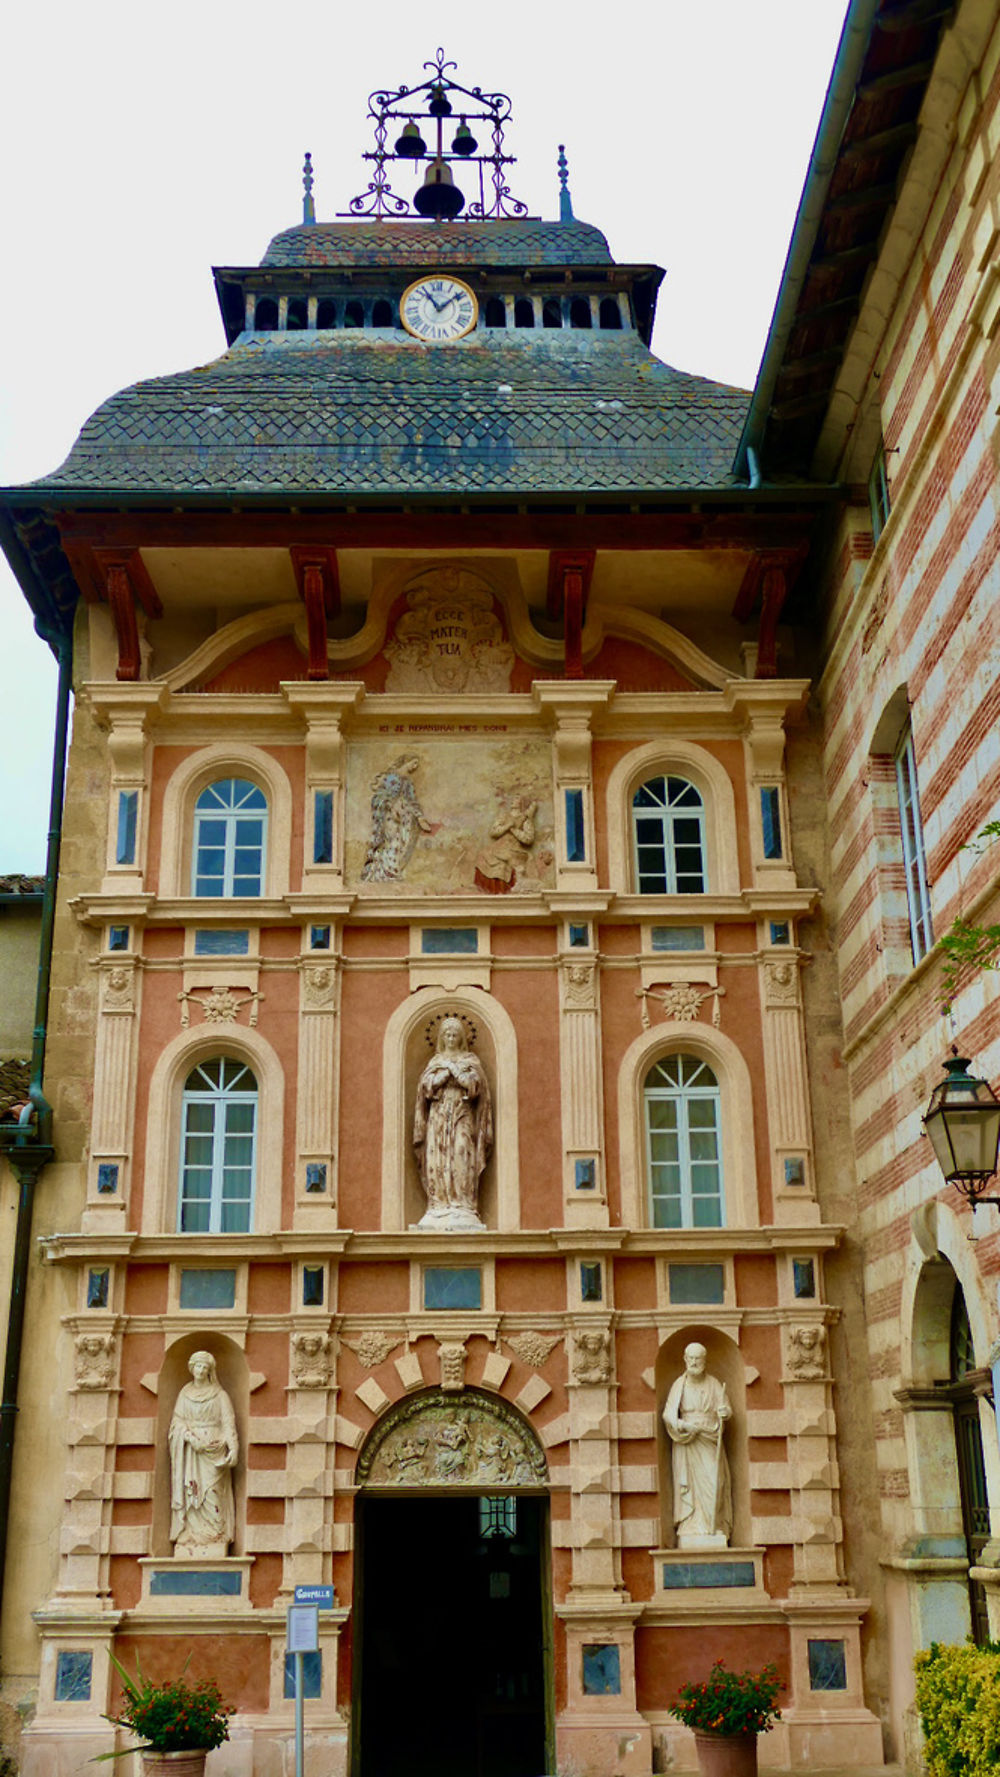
[168,1350,238,1556]
[413,1018,493,1231]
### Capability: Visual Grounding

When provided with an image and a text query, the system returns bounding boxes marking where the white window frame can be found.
[894,724,933,963]
[643,1052,724,1228]
[179,1058,258,1233]
[192,778,268,898]
[631,776,707,894]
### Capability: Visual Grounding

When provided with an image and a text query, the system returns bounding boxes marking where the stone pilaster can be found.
[759,953,819,1223]
[84,958,141,1228]
[295,951,342,1226]
[558,954,608,1226]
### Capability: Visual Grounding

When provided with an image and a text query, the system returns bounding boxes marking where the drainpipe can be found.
[0,619,71,1626]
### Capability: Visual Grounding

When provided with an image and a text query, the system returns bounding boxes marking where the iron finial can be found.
[303,151,316,225]
[558,143,574,222]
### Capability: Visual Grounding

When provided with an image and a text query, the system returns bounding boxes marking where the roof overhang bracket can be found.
[732,547,807,679]
[547,550,595,680]
[290,547,341,681]
[90,550,163,682]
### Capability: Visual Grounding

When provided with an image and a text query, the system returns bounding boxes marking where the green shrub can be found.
[914,1640,1000,1776]
[102,1654,233,1755]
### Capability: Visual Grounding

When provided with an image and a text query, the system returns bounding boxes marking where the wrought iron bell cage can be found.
[341,48,531,222]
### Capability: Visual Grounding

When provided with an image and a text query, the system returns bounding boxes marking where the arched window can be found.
[343,300,365,328]
[316,299,338,330]
[372,298,395,328]
[514,298,534,329]
[644,1053,723,1228]
[193,778,268,897]
[484,297,507,328]
[542,298,563,329]
[599,296,623,330]
[570,297,592,329]
[179,1058,258,1233]
[286,298,308,331]
[632,776,706,893]
[254,297,279,332]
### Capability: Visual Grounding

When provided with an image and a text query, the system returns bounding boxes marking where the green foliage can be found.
[914,1640,1000,1776]
[940,822,1000,1009]
[103,1653,233,1754]
[672,1661,782,1737]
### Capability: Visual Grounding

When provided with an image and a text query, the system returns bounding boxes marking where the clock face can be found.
[400,276,478,342]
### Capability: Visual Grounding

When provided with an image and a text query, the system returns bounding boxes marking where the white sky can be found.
[0,0,849,871]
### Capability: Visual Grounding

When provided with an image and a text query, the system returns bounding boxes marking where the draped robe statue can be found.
[168,1351,238,1556]
[663,1342,733,1548]
[413,1018,493,1231]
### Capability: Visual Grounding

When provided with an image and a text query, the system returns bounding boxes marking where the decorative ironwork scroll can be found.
[342,48,530,222]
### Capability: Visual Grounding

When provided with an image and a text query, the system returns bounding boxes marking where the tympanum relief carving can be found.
[357,1389,546,1488]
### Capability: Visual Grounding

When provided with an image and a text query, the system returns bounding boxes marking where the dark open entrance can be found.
[355,1493,550,1777]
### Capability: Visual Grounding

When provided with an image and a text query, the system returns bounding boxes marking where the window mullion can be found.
[208,1090,225,1232]
[678,1094,693,1223]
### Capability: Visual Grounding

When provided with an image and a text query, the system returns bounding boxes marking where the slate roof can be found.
[262,218,614,268]
[27,330,750,498]
[0,1059,30,1120]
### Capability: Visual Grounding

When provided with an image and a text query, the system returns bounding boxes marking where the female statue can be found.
[168,1350,238,1557]
[662,1342,733,1547]
[413,1017,493,1231]
[361,755,435,882]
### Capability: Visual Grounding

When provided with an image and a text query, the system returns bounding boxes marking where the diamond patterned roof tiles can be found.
[261,218,614,268]
[28,331,750,498]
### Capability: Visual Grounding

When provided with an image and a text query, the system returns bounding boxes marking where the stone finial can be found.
[303,151,316,225]
[557,144,574,222]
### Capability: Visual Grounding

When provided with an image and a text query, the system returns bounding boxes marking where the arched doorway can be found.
[948,1289,991,1643]
[352,1389,553,1777]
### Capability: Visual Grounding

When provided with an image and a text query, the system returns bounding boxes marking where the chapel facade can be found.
[4,7,1000,1774]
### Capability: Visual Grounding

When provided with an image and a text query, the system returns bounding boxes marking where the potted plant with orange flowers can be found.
[101,1654,234,1777]
[672,1660,782,1777]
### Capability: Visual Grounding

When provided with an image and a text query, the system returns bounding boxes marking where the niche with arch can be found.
[152,1332,249,1559]
[401,1006,499,1232]
[655,1326,750,1549]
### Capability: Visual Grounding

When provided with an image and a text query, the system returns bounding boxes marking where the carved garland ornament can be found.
[178,986,263,1029]
[345,1331,402,1368]
[505,1331,562,1368]
[356,1388,547,1488]
[635,983,724,1030]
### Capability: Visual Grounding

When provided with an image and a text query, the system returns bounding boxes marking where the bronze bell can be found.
[428,82,453,117]
[414,157,465,219]
[394,122,426,158]
[451,119,477,157]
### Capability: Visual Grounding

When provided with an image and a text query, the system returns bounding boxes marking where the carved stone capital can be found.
[291,1331,333,1389]
[74,1331,118,1391]
[101,963,136,1014]
[562,960,597,1011]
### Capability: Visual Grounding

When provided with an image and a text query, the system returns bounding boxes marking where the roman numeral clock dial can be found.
[400,276,479,342]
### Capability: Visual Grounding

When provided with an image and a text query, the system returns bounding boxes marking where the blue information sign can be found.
[293,1584,335,1608]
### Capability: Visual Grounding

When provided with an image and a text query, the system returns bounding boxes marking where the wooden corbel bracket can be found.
[290,546,341,680]
[732,547,807,679]
[546,549,596,681]
[91,549,163,682]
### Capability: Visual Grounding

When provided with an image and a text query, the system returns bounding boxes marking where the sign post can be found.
[286,1603,319,1777]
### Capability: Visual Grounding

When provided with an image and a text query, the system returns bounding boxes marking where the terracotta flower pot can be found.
[693,1730,758,1777]
[140,1750,209,1777]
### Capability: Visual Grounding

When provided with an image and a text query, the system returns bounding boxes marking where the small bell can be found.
[451,118,477,157]
[394,121,426,158]
[428,82,453,117]
[413,156,465,219]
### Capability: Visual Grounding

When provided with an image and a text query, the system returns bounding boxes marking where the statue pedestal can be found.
[138,1556,253,1611]
[678,1531,728,1550]
[411,1207,486,1232]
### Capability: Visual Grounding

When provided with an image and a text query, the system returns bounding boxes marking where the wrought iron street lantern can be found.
[342,48,530,223]
[923,1052,1000,1209]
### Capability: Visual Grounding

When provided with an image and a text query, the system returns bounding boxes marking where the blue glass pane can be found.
[424,1268,482,1310]
[284,1652,322,1699]
[116,791,138,865]
[314,791,334,864]
[669,1264,725,1305]
[808,1640,847,1691]
[179,1269,237,1309]
[55,1651,93,1702]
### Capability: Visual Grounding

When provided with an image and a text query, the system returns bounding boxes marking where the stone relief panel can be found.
[505,1332,562,1368]
[357,1388,547,1488]
[291,1332,333,1388]
[345,1331,402,1368]
[385,571,514,694]
[571,1328,612,1385]
[74,1331,118,1391]
[787,1324,826,1378]
[346,736,554,894]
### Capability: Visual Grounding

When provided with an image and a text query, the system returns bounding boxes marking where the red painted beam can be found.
[290,547,341,681]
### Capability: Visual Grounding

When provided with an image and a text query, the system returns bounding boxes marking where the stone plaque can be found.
[385,572,514,694]
[357,1388,546,1488]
